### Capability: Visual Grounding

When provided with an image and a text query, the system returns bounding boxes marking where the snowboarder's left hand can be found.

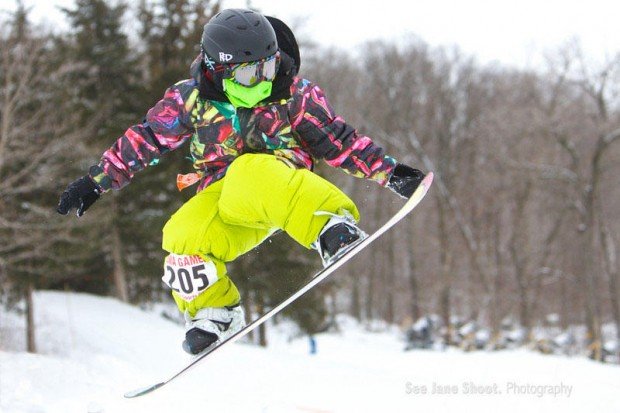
[387,164,426,199]
[57,175,101,217]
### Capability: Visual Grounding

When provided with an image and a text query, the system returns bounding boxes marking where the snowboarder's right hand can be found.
[57,175,101,217]
[387,164,426,199]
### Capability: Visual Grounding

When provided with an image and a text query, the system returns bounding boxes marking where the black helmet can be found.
[201,9,278,65]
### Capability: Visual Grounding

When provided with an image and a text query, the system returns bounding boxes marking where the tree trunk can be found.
[364,267,375,321]
[256,293,267,347]
[582,129,620,360]
[385,207,398,325]
[516,277,530,335]
[111,220,129,302]
[511,238,531,335]
[582,188,602,360]
[581,225,602,360]
[350,271,362,320]
[490,216,502,334]
[376,205,390,322]
[407,231,420,322]
[403,222,422,322]
[328,289,338,327]
[437,198,452,345]
[365,197,383,321]
[241,288,254,343]
[600,225,620,343]
[26,281,36,353]
[559,271,570,330]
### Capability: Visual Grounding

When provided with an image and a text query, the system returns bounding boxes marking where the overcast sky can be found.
[8,0,620,68]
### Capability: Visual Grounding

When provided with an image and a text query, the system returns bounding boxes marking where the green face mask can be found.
[223,79,273,108]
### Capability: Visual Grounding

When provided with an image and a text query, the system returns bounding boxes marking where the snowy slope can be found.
[1,291,619,413]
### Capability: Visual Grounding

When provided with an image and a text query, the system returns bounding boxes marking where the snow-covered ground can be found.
[1,291,619,413]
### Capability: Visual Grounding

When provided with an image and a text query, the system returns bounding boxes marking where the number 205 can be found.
[165,264,211,295]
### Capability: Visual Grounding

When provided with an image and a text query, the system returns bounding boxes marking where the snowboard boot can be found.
[314,212,368,267]
[182,304,246,355]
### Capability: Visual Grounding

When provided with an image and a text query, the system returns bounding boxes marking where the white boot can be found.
[182,305,246,355]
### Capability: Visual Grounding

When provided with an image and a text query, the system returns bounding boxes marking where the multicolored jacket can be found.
[89,57,397,193]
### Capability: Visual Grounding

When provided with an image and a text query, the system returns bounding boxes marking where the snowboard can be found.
[124,172,434,398]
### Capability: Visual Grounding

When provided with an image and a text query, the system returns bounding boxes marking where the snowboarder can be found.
[57,9,426,355]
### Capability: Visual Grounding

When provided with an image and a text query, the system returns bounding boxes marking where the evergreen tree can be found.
[0,4,94,351]
[137,0,220,96]
[60,0,144,301]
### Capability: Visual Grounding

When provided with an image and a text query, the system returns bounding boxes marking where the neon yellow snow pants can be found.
[162,153,359,316]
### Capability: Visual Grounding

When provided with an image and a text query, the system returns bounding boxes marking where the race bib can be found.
[162,254,218,302]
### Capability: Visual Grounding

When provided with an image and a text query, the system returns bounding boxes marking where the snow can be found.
[2,291,620,413]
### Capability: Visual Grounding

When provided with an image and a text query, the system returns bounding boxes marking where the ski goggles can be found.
[203,51,280,87]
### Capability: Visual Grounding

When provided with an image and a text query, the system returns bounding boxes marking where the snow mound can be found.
[1,291,620,413]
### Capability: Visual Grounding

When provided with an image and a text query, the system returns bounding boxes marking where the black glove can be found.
[57,175,101,217]
[387,163,426,199]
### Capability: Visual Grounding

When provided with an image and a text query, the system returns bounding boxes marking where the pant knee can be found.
[219,154,360,247]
